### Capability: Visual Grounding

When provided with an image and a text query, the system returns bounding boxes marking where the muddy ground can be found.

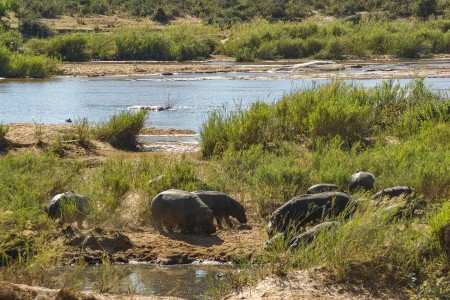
[2,123,266,266]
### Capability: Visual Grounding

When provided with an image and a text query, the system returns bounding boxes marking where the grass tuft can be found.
[95,110,147,150]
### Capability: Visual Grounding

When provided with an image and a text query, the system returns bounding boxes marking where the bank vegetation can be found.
[0,80,449,298]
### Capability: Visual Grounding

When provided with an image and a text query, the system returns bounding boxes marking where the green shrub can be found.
[95,110,147,150]
[200,80,448,158]
[44,34,88,61]
[75,117,92,148]
[0,123,9,150]
[0,46,57,77]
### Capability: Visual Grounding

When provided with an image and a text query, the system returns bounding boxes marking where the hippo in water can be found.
[267,192,351,237]
[348,171,375,193]
[192,190,247,228]
[372,186,416,199]
[150,189,216,234]
[47,191,90,228]
[306,183,340,194]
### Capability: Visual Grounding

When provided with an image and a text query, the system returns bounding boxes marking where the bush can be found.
[95,110,147,150]
[0,46,57,78]
[200,80,448,158]
[0,123,9,150]
[19,19,53,39]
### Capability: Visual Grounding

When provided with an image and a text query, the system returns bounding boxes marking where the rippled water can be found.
[1,73,449,132]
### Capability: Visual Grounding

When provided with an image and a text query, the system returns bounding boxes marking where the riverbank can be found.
[59,56,450,79]
[1,77,449,299]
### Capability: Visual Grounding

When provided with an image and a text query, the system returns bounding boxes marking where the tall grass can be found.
[200,79,448,157]
[0,123,8,150]
[95,110,147,150]
[25,25,219,62]
[220,19,450,61]
[0,46,57,78]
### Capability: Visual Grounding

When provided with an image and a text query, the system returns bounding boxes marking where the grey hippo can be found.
[267,192,351,237]
[348,171,376,192]
[372,186,416,199]
[47,191,90,228]
[306,183,340,194]
[150,189,216,234]
[192,190,247,228]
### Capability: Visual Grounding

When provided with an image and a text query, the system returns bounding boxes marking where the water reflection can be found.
[57,263,230,299]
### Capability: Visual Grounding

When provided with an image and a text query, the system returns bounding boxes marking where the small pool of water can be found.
[55,263,231,299]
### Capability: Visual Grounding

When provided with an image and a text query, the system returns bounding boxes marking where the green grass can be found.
[95,110,147,150]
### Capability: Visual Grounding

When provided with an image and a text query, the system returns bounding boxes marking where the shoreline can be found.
[57,56,450,79]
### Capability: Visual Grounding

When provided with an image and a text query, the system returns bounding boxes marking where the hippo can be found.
[192,190,247,228]
[289,221,341,248]
[306,183,340,194]
[372,186,416,199]
[47,191,90,228]
[348,171,375,192]
[150,189,216,234]
[265,221,341,250]
[267,192,351,237]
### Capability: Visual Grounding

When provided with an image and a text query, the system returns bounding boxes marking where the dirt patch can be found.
[0,281,181,300]
[224,267,408,300]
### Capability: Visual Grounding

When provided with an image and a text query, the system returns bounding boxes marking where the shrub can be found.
[44,34,88,61]
[200,80,448,158]
[19,19,53,39]
[0,123,9,150]
[95,110,147,150]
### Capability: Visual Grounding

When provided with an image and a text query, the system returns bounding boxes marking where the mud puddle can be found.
[55,263,231,299]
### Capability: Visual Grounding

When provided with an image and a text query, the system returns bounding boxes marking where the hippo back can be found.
[307,183,340,194]
[47,191,89,222]
[192,190,248,224]
[268,192,350,236]
[349,171,375,192]
[151,189,215,233]
[373,186,416,199]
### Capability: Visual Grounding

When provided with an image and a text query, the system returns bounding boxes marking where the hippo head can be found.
[196,211,216,234]
[233,205,248,224]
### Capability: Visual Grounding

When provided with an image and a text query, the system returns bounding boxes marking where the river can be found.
[1,72,449,132]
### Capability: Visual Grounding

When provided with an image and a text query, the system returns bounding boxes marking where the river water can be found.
[1,72,449,132]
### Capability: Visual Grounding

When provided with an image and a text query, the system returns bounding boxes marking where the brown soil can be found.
[224,267,408,300]
[0,281,181,300]
[2,123,265,266]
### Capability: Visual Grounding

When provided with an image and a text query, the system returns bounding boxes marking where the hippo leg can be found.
[154,218,165,233]
[76,218,83,229]
[215,217,224,229]
[225,217,233,228]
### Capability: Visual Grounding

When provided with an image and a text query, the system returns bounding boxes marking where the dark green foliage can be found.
[95,110,147,150]
[153,7,170,24]
[19,19,53,39]
[0,124,9,150]
[11,0,450,23]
